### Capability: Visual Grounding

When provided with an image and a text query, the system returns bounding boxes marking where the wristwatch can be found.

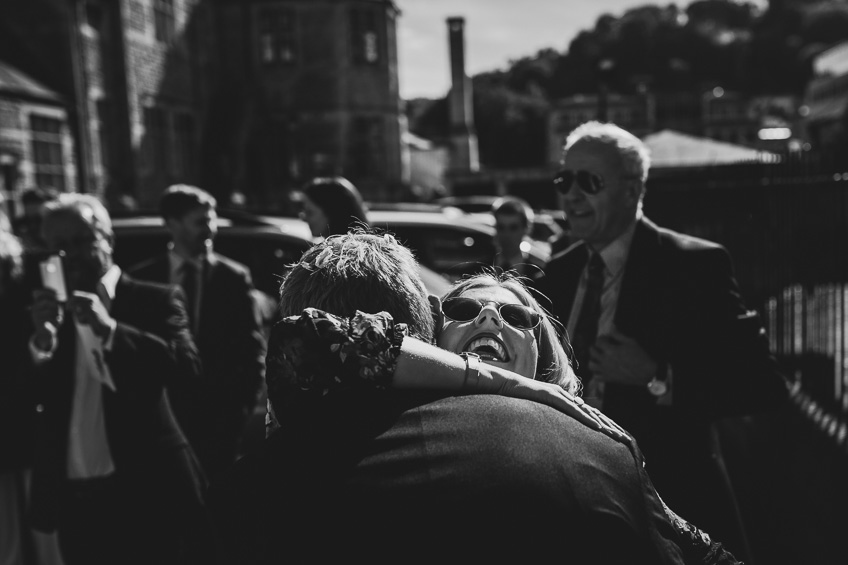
[647,376,668,397]
[459,351,482,390]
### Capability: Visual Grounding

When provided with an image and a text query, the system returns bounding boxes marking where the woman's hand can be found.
[482,364,631,444]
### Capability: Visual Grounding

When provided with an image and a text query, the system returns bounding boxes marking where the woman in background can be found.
[298,177,370,238]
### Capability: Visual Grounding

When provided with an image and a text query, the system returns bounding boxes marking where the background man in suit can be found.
[538,121,788,562]
[491,195,546,287]
[27,194,210,565]
[131,185,265,481]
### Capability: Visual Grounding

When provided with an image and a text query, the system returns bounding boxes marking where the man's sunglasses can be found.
[552,169,605,195]
[441,297,541,330]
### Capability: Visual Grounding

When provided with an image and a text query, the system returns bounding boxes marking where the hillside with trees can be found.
[409,0,848,168]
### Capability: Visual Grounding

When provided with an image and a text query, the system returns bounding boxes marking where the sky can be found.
[395,0,657,99]
[395,0,763,100]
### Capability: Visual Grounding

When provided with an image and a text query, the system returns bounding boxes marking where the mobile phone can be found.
[39,255,68,302]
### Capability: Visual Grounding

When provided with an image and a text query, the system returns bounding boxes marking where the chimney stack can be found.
[446,17,479,173]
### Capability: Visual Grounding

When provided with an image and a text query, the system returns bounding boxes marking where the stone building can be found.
[213,0,407,206]
[802,41,848,156]
[0,0,406,210]
[0,60,77,203]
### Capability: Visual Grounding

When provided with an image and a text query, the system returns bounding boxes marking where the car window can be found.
[381,224,495,282]
[112,224,311,298]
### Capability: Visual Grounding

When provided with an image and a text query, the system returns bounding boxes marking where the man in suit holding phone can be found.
[130,185,265,481]
[27,194,211,565]
[538,121,788,562]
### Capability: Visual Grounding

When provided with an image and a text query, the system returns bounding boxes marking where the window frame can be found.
[350,7,383,66]
[29,114,67,191]
[153,0,176,43]
[258,6,297,66]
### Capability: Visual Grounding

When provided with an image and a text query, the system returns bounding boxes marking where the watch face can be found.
[647,378,668,397]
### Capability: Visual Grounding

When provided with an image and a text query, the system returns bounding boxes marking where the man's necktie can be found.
[181,261,198,332]
[572,252,605,385]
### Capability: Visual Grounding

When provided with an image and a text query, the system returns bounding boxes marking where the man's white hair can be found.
[43,193,113,238]
[563,121,651,182]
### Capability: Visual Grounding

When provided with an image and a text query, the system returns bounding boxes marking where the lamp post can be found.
[597,58,615,122]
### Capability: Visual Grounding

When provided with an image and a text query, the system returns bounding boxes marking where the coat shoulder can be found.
[650,222,727,260]
[546,240,586,267]
[119,273,180,300]
[126,253,168,279]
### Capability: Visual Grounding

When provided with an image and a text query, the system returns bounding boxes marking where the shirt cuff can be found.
[102,319,118,351]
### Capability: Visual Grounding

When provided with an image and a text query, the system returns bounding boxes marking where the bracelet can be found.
[460,352,482,390]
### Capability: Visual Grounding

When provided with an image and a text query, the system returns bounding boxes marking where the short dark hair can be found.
[492,196,533,228]
[301,177,370,236]
[42,193,113,239]
[279,230,433,341]
[159,184,217,221]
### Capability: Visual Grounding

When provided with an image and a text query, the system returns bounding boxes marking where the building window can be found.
[258,8,296,65]
[351,8,381,65]
[29,115,66,191]
[174,113,195,178]
[30,115,66,189]
[143,107,169,172]
[154,0,175,43]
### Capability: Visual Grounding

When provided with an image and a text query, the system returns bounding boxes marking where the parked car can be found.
[434,195,502,214]
[434,195,566,247]
[231,207,541,284]
[368,209,549,282]
[111,213,452,309]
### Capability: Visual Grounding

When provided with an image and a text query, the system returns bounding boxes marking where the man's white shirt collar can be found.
[99,264,121,303]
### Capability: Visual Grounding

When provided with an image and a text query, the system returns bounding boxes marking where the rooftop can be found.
[643,129,781,168]
[0,59,62,103]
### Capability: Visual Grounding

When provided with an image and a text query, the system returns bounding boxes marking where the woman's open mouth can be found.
[463,336,509,362]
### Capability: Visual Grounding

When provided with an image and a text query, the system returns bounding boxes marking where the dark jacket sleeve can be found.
[669,244,788,417]
[107,282,202,392]
[229,267,266,420]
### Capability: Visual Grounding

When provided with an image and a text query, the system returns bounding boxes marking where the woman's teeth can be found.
[465,337,507,362]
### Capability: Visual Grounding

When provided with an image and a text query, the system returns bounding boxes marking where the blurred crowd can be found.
[0,121,792,565]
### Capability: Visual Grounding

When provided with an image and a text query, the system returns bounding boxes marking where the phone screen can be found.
[39,255,68,302]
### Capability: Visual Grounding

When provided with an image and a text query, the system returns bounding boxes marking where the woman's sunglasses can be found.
[552,169,605,195]
[441,297,541,330]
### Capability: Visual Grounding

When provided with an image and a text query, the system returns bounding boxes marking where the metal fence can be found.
[645,155,848,452]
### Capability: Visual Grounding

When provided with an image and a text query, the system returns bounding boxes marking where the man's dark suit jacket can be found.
[539,216,788,554]
[130,253,266,479]
[208,391,686,565]
[28,274,205,533]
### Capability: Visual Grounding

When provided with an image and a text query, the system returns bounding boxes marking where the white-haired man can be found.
[27,194,211,564]
[539,121,788,562]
